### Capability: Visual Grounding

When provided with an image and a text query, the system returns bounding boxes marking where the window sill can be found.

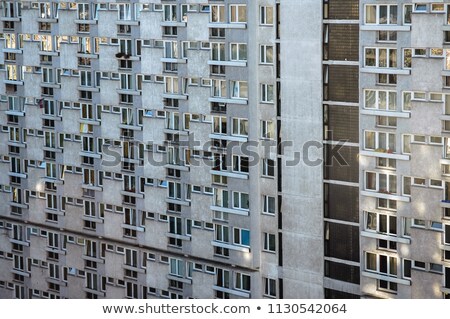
[360,25,411,32]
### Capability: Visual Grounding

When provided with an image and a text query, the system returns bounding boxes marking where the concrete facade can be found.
[360,1,449,298]
[0,0,336,299]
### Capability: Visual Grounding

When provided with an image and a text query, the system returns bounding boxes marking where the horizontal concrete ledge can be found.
[116,89,140,95]
[0,17,20,22]
[360,230,411,244]
[11,269,30,278]
[161,57,187,64]
[165,198,190,206]
[74,19,97,25]
[163,128,188,135]
[79,151,101,159]
[81,255,105,264]
[9,239,30,247]
[361,271,411,286]
[9,202,28,209]
[213,285,250,298]
[323,101,359,107]
[209,133,248,143]
[37,18,57,23]
[76,53,99,59]
[210,205,249,216]
[166,233,191,241]
[160,21,186,27]
[123,264,146,274]
[208,97,248,105]
[82,287,105,297]
[209,170,249,180]
[207,23,246,29]
[78,86,100,92]
[361,67,411,75]
[208,60,247,67]
[360,150,410,161]
[440,201,450,208]
[2,48,22,54]
[118,123,142,130]
[121,190,144,198]
[167,275,192,284]
[360,25,411,32]
[5,110,24,116]
[162,93,188,100]
[360,190,411,202]
[323,19,359,24]
[82,215,104,224]
[115,20,139,26]
[4,80,23,85]
[79,119,100,126]
[164,164,189,171]
[323,277,360,296]
[8,172,27,178]
[323,60,358,66]
[360,109,411,118]
[121,224,145,232]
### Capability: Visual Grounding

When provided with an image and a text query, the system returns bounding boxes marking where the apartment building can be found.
[9,0,450,301]
[360,2,450,298]
[0,0,337,299]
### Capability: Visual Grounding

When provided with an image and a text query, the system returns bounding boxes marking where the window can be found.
[365,211,397,236]
[212,79,227,98]
[365,171,397,194]
[169,258,184,277]
[233,192,249,210]
[77,3,91,20]
[169,216,182,236]
[377,116,397,128]
[414,4,427,13]
[261,84,274,103]
[263,195,275,215]
[86,272,98,291]
[260,45,274,64]
[212,116,227,134]
[163,4,177,22]
[262,158,275,177]
[229,5,246,23]
[232,155,249,174]
[365,5,398,25]
[168,181,181,200]
[261,120,275,139]
[216,268,230,288]
[213,189,229,208]
[263,233,276,252]
[165,76,179,94]
[260,6,273,25]
[118,3,132,21]
[235,273,251,291]
[365,252,398,277]
[215,224,229,243]
[365,47,397,68]
[80,70,93,87]
[232,118,248,136]
[231,81,248,99]
[233,227,250,247]
[364,90,396,111]
[210,5,225,23]
[125,249,137,267]
[230,43,247,61]
[264,278,276,297]
[164,41,178,59]
[363,131,395,152]
[404,4,412,24]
